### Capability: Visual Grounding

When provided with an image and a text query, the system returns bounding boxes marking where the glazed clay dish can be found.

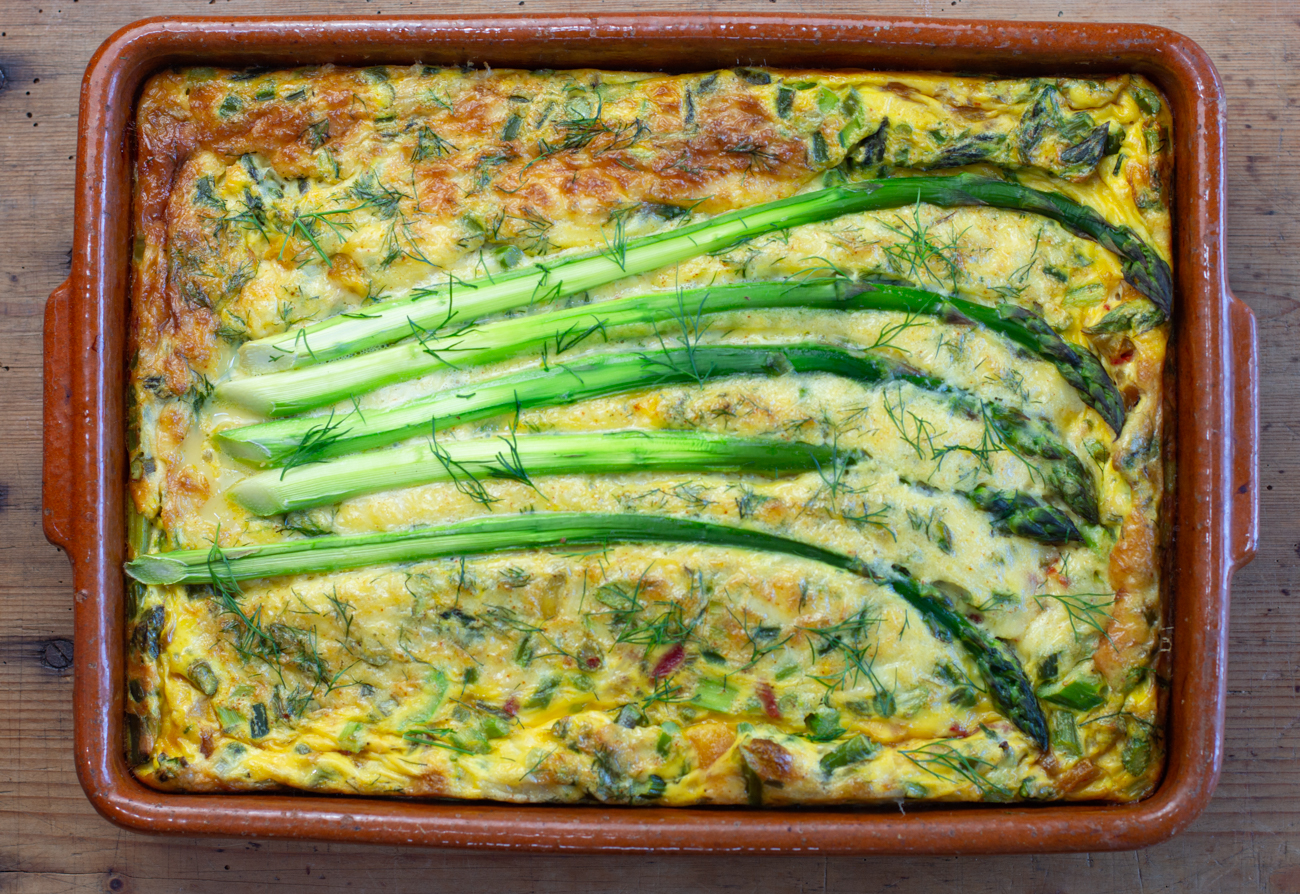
[44,14,1257,853]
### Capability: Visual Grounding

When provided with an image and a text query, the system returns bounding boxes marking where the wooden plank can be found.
[0,0,1294,890]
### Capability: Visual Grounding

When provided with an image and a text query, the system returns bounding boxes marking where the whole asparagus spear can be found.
[126,511,1049,749]
[237,173,1170,369]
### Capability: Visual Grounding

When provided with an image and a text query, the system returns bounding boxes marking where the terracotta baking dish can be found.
[43,13,1258,853]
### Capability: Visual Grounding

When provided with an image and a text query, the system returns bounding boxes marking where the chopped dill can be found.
[412,125,457,161]
[485,397,545,496]
[800,608,893,713]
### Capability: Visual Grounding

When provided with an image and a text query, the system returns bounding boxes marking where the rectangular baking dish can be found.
[43,13,1258,853]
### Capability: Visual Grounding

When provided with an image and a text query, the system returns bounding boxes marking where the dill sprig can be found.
[906,505,955,555]
[206,539,282,667]
[593,565,653,630]
[412,125,457,161]
[347,172,407,219]
[799,608,894,714]
[724,139,779,174]
[802,435,863,515]
[428,420,499,509]
[484,398,544,496]
[932,398,1011,476]
[633,674,691,712]
[529,100,646,165]
[280,409,353,479]
[1035,591,1114,640]
[614,600,703,650]
[865,310,926,353]
[880,200,967,293]
[274,619,358,716]
[841,499,896,540]
[323,585,360,656]
[280,215,335,266]
[992,228,1044,300]
[900,740,1011,799]
[731,484,771,520]
[968,590,1018,612]
[406,313,470,370]
[726,605,792,671]
[595,567,705,653]
[599,212,629,271]
[644,288,715,387]
[520,746,560,781]
[551,317,608,356]
[789,254,854,281]
[483,605,573,664]
[183,368,215,414]
[499,566,532,589]
[402,726,477,754]
[673,481,714,509]
[1078,710,1158,733]
[484,208,555,255]
[881,384,940,459]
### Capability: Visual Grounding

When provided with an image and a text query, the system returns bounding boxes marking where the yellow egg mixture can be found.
[125,65,1172,804]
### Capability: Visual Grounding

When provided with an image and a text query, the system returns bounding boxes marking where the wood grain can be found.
[0,1,1294,890]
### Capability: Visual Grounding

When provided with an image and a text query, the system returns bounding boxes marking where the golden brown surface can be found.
[2,0,1292,889]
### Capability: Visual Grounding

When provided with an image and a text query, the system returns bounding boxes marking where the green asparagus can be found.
[238,173,1171,369]
[126,511,1048,748]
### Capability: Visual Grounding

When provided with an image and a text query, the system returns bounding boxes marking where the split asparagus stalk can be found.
[219,280,848,416]
[229,430,839,516]
[217,279,1125,434]
[217,341,948,463]
[220,341,1099,526]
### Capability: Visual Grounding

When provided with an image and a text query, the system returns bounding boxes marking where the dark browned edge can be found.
[42,13,1259,854]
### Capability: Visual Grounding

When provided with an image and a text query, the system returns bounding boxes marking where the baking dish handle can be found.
[1228,294,1259,570]
[43,277,75,552]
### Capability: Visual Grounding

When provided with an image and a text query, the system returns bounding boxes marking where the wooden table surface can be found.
[1,1,1293,890]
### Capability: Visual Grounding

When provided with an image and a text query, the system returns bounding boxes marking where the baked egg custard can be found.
[124,65,1173,805]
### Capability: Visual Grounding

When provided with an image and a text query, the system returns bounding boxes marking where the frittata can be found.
[124,64,1173,805]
